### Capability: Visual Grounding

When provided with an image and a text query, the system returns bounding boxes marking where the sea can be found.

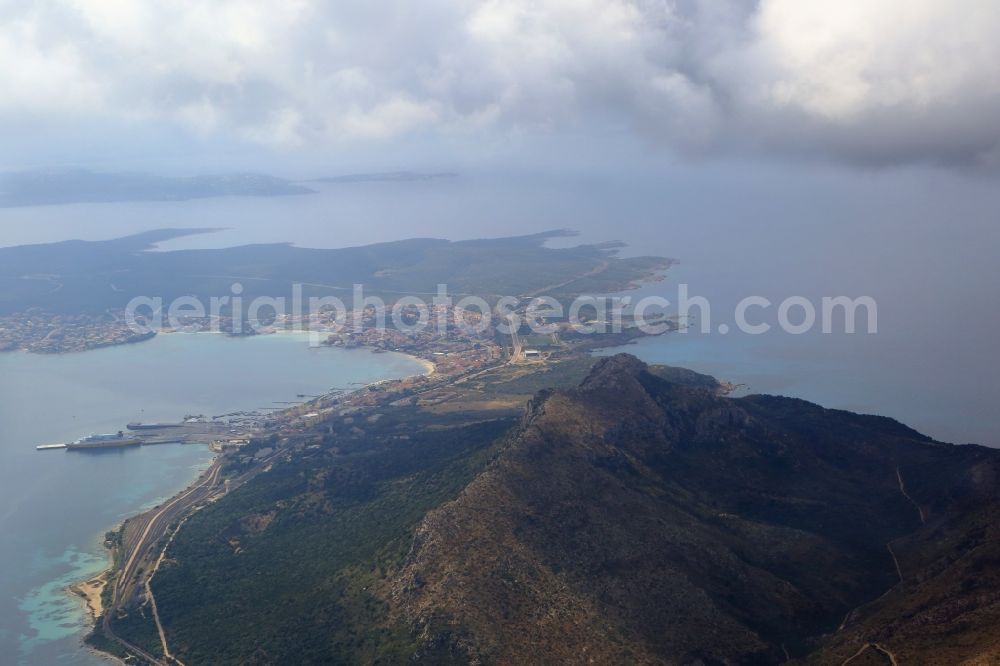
[1,164,998,663]
[0,332,426,665]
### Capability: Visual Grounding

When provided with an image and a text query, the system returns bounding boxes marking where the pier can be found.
[36,421,240,451]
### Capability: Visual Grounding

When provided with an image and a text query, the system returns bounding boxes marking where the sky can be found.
[1,0,1000,171]
[1,1,999,445]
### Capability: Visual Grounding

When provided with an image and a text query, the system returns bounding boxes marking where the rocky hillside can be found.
[111,354,999,664]
[390,354,1000,664]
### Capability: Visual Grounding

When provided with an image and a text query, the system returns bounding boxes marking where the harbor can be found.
[36,420,249,451]
[2,323,431,665]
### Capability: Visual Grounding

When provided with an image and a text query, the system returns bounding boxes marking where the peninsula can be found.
[86,344,1000,665]
[0,229,672,353]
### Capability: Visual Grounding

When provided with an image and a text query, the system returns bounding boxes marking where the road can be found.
[103,461,223,664]
[522,259,609,298]
[101,614,165,666]
[103,442,295,664]
[508,315,523,362]
[112,461,223,607]
[98,346,514,663]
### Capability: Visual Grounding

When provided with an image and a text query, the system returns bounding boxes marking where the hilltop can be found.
[391,355,1000,664]
[98,354,1000,664]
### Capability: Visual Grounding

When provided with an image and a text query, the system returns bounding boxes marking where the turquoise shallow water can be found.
[0,332,426,665]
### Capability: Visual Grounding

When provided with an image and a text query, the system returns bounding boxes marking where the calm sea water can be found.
[3,169,995,445]
[0,333,425,665]
[0,167,997,664]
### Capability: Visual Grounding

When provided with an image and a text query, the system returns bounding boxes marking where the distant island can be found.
[0,229,672,352]
[0,169,313,207]
[0,168,457,208]
[310,171,456,183]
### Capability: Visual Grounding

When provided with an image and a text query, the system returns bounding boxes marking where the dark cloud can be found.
[1,1,998,167]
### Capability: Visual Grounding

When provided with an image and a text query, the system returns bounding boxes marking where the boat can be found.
[65,432,143,450]
[126,422,183,430]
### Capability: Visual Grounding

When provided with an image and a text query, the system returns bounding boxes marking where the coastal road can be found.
[113,461,223,607]
[105,444,292,664]
[101,614,166,666]
[111,435,291,610]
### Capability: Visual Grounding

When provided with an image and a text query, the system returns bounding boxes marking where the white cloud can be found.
[336,97,440,140]
[0,12,105,116]
[238,107,304,148]
[721,0,1000,164]
[0,0,998,166]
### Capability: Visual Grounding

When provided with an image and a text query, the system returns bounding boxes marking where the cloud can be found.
[723,1,1000,166]
[1,1,998,167]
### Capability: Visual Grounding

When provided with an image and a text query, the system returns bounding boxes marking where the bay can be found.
[0,332,427,665]
[0,165,997,445]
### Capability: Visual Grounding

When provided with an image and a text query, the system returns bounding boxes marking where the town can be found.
[0,311,154,353]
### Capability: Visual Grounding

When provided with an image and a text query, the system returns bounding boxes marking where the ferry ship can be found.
[65,432,143,450]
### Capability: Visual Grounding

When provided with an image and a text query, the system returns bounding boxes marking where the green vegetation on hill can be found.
[101,355,1000,664]
[116,408,514,664]
[390,356,1000,664]
[0,230,673,315]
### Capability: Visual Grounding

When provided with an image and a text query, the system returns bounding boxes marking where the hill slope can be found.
[105,354,1000,664]
[390,355,1000,664]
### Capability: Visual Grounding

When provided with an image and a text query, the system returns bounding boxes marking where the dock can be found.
[36,421,241,451]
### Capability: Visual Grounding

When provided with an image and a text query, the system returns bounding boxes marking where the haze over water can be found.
[2,166,997,446]
[1,3,998,663]
[0,332,426,665]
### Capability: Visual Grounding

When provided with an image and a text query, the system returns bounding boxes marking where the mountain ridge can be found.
[98,354,1000,664]
[389,354,1000,664]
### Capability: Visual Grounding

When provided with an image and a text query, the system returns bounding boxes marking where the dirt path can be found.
[841,642,900,665]
[886,542,904,583]
[895,466,926,523]
[837,470,923,662]
[146,514,193,666]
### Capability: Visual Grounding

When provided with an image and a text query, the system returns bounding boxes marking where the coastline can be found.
[58,284,671,662]
[69,571,107,623]
[414,356,436,376]
[66,548,123,665]
[67,338,436,660]
[77,327,664,664]
[21,325,441,375]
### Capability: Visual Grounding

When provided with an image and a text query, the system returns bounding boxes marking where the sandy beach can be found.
[70,572,107,620]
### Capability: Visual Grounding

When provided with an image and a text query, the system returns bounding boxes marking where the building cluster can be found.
[320,304,504,375]
[0,311,154,353]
